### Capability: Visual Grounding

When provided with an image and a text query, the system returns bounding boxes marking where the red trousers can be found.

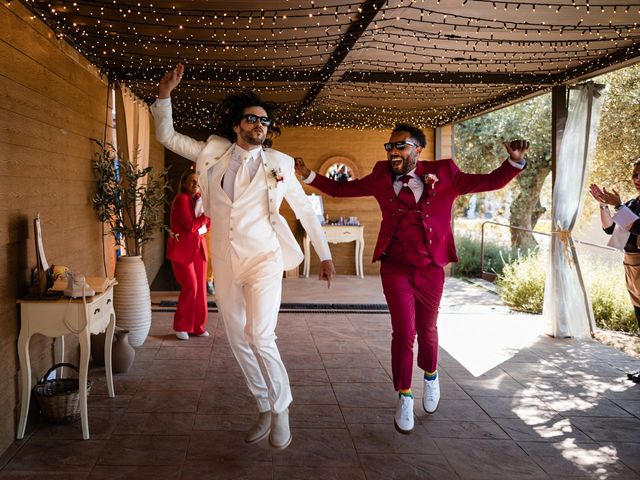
[380,259,445,391]
[171,250,208,335]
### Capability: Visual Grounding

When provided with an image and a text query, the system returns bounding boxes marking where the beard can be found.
[240,128,266,146]
[389,153,418,175]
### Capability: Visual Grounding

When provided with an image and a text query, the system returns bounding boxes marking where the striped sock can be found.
[424,370,437,381]
[399,389,413,398]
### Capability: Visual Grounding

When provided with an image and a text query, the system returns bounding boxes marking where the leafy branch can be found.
[92,140,170,257]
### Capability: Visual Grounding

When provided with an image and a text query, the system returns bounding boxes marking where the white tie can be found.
[234,157,250,201]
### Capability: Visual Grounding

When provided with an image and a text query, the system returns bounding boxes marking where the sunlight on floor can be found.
[439,308,547,377]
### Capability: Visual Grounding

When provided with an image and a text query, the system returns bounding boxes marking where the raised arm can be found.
[159,63,184,99]
[452,139,528,195]
[150,64,205,162]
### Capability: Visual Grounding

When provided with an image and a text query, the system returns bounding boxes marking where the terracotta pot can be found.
[90,329,136,374]
[111,330,135,373]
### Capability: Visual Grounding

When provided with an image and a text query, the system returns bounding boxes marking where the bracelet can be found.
[599,205,609,210]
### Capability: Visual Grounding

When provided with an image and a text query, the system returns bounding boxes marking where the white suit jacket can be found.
[150,99,331,270]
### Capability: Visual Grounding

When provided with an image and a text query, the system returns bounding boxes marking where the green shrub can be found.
[581,259,637,333]
[453,234,511,278]
[496,250,546,313]
[495,249,637,332]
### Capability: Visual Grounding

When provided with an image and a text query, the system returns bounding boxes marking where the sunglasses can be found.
[384,140,419,152]
[241,114,272,127]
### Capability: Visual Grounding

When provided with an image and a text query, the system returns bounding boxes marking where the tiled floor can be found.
[2,277,639,479]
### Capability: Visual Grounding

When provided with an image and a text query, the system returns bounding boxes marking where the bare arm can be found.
[589,183,615,229]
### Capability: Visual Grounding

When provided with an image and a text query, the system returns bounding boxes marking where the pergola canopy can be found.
[23,0,640,129]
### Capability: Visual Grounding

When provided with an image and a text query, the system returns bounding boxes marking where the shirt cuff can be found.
[303,170,317,184]
[507,157,526,169]
[154,97,172,106]
[612,205,639,230]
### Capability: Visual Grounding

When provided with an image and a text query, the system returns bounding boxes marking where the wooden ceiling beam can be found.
[295,0,387,120]
[108,67,325,83]
[340,44,640,87]
[339,71,560,85]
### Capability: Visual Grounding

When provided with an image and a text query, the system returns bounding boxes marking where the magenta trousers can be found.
[380,259,445,391]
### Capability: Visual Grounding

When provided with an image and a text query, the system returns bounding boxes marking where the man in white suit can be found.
[151,64,336,449]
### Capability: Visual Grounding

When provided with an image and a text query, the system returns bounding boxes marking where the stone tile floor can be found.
[1,277,639,479]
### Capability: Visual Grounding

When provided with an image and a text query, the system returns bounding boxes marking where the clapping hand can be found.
[159,63,184,99]
[589,183,621,206]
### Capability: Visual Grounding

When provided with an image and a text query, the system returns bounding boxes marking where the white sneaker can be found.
[394,395,414,434]
[175,331,189,340]
[197,331,210,337]
[423,375,440,414]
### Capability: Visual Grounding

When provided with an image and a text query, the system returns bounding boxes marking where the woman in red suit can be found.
[167,170,211,340]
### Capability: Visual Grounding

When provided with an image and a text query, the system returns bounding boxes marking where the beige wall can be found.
[274,127,435,276]
[0,2,164,455]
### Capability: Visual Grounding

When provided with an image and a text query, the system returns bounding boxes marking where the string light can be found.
[17,0,640,129]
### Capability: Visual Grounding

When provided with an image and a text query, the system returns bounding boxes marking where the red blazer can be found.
[310,158,523,267]
[167,193,211,264]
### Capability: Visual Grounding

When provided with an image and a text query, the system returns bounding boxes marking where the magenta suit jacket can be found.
[309,158,523,267]
[167,193,211,264]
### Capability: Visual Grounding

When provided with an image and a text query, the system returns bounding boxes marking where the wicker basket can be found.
[32,363,92,424]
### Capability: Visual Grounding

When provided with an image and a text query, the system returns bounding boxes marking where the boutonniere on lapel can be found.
[271,167,284,183]
[423,173,439,190]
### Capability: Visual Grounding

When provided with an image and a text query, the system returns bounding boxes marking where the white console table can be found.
[303,225,364,278]
[16,284,116,440]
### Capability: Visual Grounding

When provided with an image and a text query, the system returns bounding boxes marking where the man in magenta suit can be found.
[295,124,528,434]
[167,170,211,340]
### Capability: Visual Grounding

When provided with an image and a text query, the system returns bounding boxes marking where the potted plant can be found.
[92,140,170,347]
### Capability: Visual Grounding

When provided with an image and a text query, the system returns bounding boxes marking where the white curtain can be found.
[115,83,150,170]
[543,82,605,339]
[114,84,152,256]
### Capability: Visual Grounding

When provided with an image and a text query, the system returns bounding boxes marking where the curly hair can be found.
[213,90,281,148]
[392,123,426,148]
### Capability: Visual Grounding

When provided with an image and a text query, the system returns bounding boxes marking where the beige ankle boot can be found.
[269,409,292,449]
[244,411,271,444]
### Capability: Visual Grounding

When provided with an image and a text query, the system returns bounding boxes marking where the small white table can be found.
[16,284,116,440]
[304,225,364,278]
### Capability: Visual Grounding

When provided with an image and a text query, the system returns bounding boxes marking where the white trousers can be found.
[213,248,292,414]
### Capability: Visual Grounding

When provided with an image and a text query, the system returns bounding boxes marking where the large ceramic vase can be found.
[113,255,152,347]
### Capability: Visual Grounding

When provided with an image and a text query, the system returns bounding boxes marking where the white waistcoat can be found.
[207,158,280,264]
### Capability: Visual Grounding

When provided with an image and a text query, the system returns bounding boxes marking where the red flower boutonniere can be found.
[271,168,284,183]
[423,173,439,189]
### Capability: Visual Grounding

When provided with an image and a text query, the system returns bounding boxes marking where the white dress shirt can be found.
[393,169,423,203]
[222,144,263,201]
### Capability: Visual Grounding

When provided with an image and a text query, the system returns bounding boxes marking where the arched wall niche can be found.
[318,156,359,181]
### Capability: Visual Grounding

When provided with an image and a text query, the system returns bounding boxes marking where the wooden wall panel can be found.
[0,2,164,456]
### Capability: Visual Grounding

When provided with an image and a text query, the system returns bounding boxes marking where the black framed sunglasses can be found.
[241,114,272,127]
[384,140,419,152]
